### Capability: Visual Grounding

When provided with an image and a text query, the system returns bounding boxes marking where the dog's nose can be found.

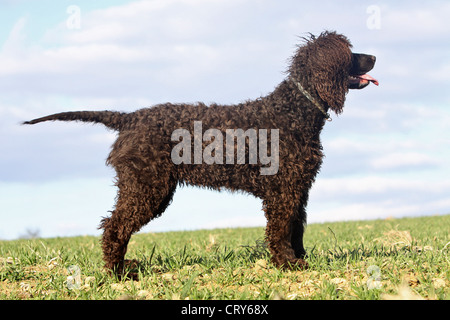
[352,53,376,65]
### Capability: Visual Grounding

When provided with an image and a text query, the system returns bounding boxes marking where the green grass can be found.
[1,215,449,300]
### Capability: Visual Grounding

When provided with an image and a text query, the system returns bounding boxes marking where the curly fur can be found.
[24,31,376,278]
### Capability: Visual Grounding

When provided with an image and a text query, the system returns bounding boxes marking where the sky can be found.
[0,0,449,240]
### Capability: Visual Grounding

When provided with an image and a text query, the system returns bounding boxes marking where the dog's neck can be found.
[290,78,331,121]
[267,78,331,127]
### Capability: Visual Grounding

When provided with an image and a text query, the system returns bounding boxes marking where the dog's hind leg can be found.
[99,167,176,279]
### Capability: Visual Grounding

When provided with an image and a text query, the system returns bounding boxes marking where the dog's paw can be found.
[271,256,309,270]
[288,258,309,270]
[123,259,140,269]
[105,259,141,281]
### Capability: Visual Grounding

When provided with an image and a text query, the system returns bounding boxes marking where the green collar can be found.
[291,78,332,121]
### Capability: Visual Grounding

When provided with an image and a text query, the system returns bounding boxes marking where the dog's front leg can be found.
[263,198,308,270]
[291,207,307,259]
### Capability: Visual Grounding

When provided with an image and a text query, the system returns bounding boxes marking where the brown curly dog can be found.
[24,31,378,278]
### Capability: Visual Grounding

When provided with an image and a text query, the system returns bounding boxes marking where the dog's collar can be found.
[291,78,332,121]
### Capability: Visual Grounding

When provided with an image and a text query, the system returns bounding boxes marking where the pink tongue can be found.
[359,74,379,86]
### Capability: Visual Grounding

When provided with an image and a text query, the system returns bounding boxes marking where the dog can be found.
[24,31,377,278]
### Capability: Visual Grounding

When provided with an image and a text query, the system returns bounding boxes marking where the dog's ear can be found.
[294,31,353,115]
[314,72,347,114]
[314,32,352,114]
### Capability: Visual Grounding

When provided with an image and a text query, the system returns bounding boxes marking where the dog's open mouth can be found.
[349,74,379,89]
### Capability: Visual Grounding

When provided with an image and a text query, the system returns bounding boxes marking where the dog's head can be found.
[289,31,378,114]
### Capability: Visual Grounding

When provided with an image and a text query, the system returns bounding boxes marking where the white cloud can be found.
[1,0,288,102]
[313,176,450,197]
[309,201,430,224]
[1,16,27,55]
[308,174,450,223]
[0,178,116,239]
[382,2,450,41]
[369,152,439,170]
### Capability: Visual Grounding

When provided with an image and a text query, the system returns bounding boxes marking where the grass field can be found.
[1,215,449,300]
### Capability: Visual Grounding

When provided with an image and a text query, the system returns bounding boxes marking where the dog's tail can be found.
[22,111,128,131]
